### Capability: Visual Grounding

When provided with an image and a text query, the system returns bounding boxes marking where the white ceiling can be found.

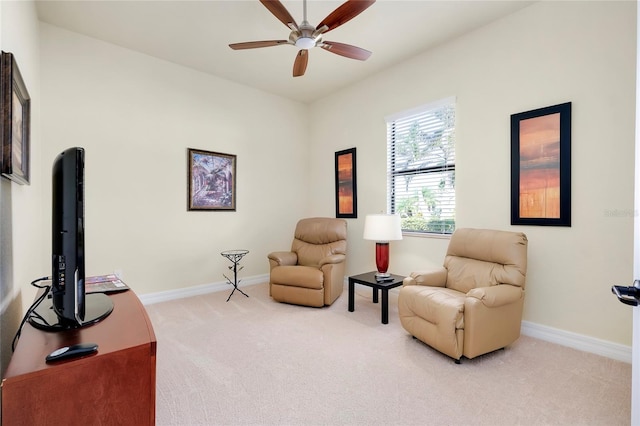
[35,0,534,104]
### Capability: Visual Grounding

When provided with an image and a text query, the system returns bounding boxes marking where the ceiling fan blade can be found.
[316,0,375,33]
[293,50,309,77]
[229,40,289,50]
[260,0,298,29]
[321,41,372,61]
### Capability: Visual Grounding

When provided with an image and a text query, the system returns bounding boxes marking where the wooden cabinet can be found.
[1,290,156,425]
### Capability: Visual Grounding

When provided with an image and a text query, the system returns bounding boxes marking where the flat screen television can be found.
[29,147,113,331]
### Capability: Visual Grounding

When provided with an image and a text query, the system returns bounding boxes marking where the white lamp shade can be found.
[363,214,403,242]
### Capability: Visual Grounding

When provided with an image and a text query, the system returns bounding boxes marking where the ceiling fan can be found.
[229,0,375,77]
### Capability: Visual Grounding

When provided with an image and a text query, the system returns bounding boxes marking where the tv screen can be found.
[51,147,86,326]
[29,147,113,331]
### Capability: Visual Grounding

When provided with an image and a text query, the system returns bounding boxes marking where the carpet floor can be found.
[145,283,632,425]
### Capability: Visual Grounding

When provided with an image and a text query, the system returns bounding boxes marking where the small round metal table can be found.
[221,249,249,302]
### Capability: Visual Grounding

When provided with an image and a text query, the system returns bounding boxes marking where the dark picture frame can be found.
[335,147,357,218]
[188,148,236,211]
[511,102,571,226]
[1,51,30,185]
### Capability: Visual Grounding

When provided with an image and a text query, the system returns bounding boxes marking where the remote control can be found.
[46,343,98,363]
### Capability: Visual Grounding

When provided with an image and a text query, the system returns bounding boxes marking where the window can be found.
[386,97,456,235]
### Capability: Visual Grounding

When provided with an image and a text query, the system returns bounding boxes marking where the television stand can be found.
[28,292,114,331]
[1,289,156,425]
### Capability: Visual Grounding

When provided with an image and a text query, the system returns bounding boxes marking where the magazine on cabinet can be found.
[85,274,130,293]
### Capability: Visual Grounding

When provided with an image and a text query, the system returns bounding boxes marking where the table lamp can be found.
[363,214,403,279]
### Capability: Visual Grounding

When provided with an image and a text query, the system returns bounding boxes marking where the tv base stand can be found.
[28,292,114,331]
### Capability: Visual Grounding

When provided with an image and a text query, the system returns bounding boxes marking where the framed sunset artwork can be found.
[335,147,357,218]
[511,102,571,226]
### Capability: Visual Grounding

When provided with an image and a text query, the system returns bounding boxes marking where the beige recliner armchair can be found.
[268,217,347,307]
[398,228,528,362]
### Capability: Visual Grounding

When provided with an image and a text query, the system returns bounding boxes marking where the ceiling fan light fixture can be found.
[231,0,376,77]
[295,37,316,49]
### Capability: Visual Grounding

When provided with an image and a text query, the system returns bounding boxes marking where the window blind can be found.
[386,97,456,235]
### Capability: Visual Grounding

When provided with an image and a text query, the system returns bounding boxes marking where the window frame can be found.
[385,97,457,236]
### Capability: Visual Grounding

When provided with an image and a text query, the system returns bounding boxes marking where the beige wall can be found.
[310,1,636,346]
[39,24,311,298]
[0,0,43,376]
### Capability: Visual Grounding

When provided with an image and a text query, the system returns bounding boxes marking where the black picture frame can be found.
[1,51,30,185]
[335,147,357,218]
[188,148,236,211]
[511,102,571,226]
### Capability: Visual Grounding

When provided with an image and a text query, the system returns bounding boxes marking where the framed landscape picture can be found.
[511,102,571,226]
[335,147,357,218]
[1,51,31,185]
[188,148,236,211]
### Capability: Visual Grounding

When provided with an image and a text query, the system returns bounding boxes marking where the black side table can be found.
[348,271,405,324]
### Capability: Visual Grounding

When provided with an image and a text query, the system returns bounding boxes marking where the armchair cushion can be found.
[399,285,465,358]
[401,286,465,329]
[444,228,527,293]
[445,257,502,294]
[271,266,323,290]
[292,218,347,267]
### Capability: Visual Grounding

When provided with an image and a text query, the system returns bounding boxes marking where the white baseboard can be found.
[521,320,632,364]
[138,278,632,364]
[138,274,269,306]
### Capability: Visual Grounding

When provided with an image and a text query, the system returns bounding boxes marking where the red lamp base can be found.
[375,242,390,278]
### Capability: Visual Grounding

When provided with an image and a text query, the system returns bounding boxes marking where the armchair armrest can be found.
[267,251,298,267]
[466,284,523,308]
[319,253,346,267]
[403,266,447,287]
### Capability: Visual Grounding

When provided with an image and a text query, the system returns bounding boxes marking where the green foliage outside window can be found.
[387,98,456,235]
